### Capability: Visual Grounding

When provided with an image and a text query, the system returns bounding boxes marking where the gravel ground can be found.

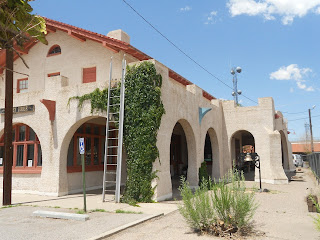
[107,168,320,240]
[0,206,151,240]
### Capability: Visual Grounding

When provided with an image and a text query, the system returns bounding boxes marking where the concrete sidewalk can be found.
[108,168,320,240]
[0,190,178,215]
[2,168,319,240]
[0,190,178,240]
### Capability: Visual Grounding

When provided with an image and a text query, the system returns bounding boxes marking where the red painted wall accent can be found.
[168,70,192,86]
[83,67,96,83]
[40,99,56,121]
[47,72,60,77]
[202,90,215,101]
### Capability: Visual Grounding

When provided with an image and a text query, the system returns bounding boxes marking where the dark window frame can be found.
[47,45,61,57]
[17,78,28,93]
[67,122,117,173]
[0,124,42,174]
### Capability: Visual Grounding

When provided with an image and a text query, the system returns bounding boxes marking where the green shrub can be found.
[198,161,209,187]
[178,176,215,231]
[115,209,143,214]
[213,169,257,229]
[310,196,320,231]
[179,169,257,235]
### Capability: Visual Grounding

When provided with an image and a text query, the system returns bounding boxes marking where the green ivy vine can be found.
[68,87,119,114]
[69,62,165,203]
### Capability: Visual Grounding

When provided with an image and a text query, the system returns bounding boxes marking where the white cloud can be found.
[270,64,315,92]
[270,64,311,81]
[180,6,192,12]
[227,0,320,25]
[296,82,315,91]
[205,11,218,24]
[290,87,294,93]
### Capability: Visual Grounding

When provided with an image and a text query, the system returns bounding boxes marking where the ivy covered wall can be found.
[122,61,165,203]
[70,61,165,203]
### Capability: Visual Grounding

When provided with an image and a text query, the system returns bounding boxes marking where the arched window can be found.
[67,122,117,173]
[0,124,42,173]
[47,45,61,56]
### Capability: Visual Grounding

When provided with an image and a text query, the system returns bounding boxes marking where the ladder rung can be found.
[108,121,119,123]
[107,146,118,148]
[109,96,120,99]
[110,88,119,91]
[108,129,119,132]
[106,163,118,166]
[108,138,118,140]
[104,189,116,192]
[106,155,118,157]
[109,104,120,107]
[105,171,116,174]
[105,180,117,183]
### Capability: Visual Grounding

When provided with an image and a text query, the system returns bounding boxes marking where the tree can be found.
[0,0,47,205]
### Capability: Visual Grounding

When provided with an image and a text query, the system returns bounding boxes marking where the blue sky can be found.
[31,0,320,141]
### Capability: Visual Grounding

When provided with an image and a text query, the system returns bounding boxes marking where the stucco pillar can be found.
[256,131,288,184]
[39,120,64,196]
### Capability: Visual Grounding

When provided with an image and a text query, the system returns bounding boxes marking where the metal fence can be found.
[307,153,320,183]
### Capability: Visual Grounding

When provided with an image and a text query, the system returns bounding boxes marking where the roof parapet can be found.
[107,29,130,44]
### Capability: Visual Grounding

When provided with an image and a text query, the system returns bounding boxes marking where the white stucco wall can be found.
[0,30,136,196]
[222,98,292,185]
[0,28,292,200]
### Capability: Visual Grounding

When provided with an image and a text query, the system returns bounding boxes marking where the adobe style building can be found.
[0,18,294,201]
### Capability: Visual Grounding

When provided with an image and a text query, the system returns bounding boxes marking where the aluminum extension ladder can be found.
[102,56,126,203]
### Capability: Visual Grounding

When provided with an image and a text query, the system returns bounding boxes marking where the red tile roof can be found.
[291,142,320,153]
[0,17,216,100]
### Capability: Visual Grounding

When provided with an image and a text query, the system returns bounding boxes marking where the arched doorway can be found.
[231,130,255,180]
[204,133,212,176]
[170,122,188,180]
[204,128,220,179]
[169,120,196,198]
[64,117,127,194]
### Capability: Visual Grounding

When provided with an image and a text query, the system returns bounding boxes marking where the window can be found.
[0,124,42,173]
[47,45,61,57]
[17,78,28,93]
[67,122,117,173]
[82,67,96,83]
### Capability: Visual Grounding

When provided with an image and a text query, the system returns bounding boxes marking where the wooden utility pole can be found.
[309,108,314,153]
[3,47,14,205]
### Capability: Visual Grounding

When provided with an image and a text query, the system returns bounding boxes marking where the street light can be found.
[244,152,262,191]
[309,105,316,153]
[231,67,242,106]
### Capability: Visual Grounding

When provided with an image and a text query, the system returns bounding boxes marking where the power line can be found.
[282,110,308,115]
[288,114,320,122]
[0,65,29,76]
[122,0,259,105]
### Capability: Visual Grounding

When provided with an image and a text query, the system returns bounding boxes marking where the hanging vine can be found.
[69,61,165,203]
[122,62,165,203]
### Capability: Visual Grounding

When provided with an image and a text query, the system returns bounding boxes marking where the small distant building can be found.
[0,18,293,201]
[291,141,320,154]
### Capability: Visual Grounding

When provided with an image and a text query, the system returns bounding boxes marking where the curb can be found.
[32,210,89,221]
[89,213,164,240]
